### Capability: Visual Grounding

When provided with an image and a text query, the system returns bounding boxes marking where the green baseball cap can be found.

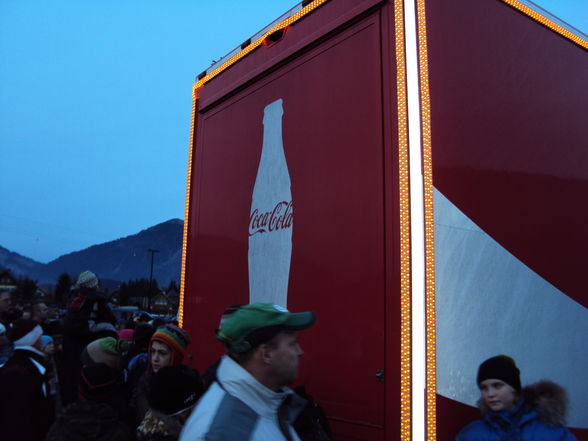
[216,303,316,353]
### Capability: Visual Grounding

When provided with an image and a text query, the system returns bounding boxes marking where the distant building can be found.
[0,269,52,304]
[0,270,17,292]
[150,291,171,315]
[166,287,179,311]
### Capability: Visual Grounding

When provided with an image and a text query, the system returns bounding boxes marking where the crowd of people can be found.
[0,270,200,441]
[0,272,331,441]
[0,270,578,441]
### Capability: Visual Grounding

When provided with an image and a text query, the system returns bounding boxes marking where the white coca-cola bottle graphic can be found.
[248,98,293,307]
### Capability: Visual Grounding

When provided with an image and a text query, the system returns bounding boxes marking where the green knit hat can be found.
[216,303,315,353]
[84,337,128,370]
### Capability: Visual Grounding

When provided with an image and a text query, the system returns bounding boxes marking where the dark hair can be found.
[229,325,285,364]
[242,325,284,349]
[222,304,243,317]
[151,318,166,329]
[134,323,155,350]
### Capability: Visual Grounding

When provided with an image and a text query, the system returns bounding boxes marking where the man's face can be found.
[0,293,11,313]
[268,331,303,387]
[34,303,49,322]
[43,341,56,356]
[480,378,517,412]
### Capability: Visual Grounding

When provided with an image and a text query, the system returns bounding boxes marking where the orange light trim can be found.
[501,0,588,49]
[179,92,198,328]
[191,0,330,96]
[394,0,412,439]
[415,0,437,439]
[185,0,331,321]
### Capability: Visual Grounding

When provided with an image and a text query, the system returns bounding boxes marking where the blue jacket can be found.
[456,381,577,441]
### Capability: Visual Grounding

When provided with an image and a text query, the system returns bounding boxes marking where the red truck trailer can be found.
[179,1,588,440]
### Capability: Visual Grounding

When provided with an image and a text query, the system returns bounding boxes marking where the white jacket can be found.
[180,355,305,441]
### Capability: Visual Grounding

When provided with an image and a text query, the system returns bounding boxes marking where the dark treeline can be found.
[0,268,179,310]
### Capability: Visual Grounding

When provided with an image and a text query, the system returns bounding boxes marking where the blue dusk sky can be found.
[1,0,586,263]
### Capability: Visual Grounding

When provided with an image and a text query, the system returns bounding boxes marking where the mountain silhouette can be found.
[1,219,183,287]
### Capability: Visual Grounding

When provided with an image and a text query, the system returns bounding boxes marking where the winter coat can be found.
[0,348,54,441]
[132,363,200,426]
[199,359,332,441]
[137,409,184,441]
[292,386,333,441]
[456,381,577,441]
[60,288,116,405]
[179,355,306,441]
[46,401,132,441]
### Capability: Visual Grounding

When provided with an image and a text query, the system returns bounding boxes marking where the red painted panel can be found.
[199,0,383,109]
[436,394,481,441]
[379,2,402,440]
[184,9,395,440]
[427,0,588,307]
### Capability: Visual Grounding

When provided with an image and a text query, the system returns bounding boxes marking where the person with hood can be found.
[46,362,133,441]
[61,270,116,405]
[82,336,128,371]
[133,324,199,424]
[81,336,136,427]
[0,319,54,441]
[456,355,577,441]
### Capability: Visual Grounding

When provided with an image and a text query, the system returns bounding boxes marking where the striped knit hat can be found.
[149,325,191,366]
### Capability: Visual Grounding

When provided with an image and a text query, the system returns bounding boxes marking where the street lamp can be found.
[147,249,160,309]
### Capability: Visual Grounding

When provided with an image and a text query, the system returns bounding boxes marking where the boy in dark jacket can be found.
[456,355,577,441]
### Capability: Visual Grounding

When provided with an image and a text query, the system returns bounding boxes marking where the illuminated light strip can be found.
[403,0,427,439]
[394,0,412,440]
[415,0,436,439]
[179,91,198,328]
[182,0,330,323]
[191,0,331,96]
[501,0,588,49]
[183,0,330,324]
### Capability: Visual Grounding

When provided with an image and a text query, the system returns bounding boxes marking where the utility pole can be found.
[147,249,160,310]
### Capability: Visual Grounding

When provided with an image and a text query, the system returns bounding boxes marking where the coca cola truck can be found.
[179,0,588,440]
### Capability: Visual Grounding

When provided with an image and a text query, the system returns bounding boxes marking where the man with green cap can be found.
[179,303,316,441]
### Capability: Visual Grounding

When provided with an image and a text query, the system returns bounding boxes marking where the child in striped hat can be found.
[133,325,195,424]
[149,325,191,373]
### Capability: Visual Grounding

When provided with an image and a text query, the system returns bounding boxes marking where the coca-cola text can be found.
[249,201,293,236]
